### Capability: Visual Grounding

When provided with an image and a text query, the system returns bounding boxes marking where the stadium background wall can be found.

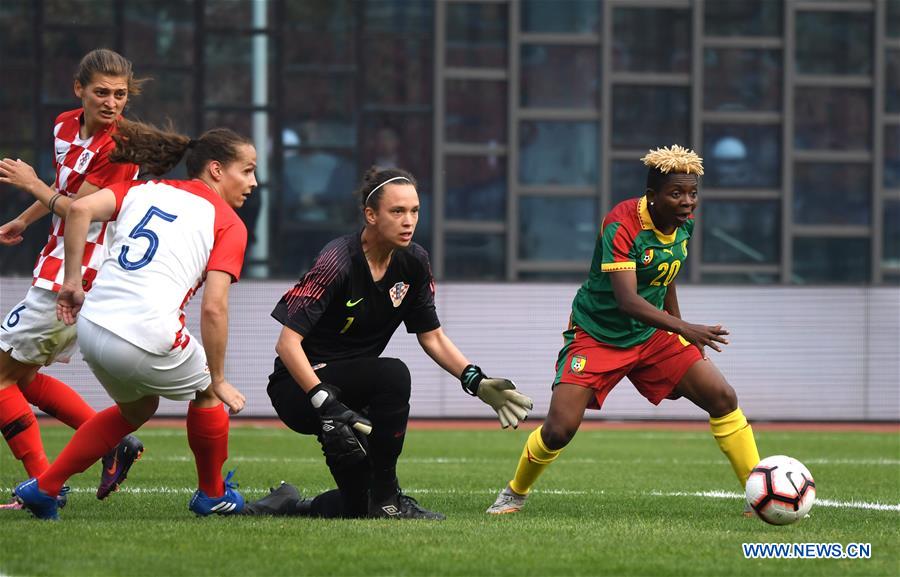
[2,277,896,421]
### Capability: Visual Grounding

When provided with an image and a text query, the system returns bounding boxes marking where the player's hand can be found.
[0,158,41,193]
[56,281,85,325]
[308,383,372,470]
[461,364,534,429]
[678,322,729,359]
[0,218,26,246]
[211,378,245,414]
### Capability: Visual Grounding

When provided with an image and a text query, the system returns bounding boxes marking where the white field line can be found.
[136,455,900,466]
[653,490,900,512]
[6,484,894,513]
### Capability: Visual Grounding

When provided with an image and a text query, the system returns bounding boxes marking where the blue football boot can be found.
[188,470,244,516]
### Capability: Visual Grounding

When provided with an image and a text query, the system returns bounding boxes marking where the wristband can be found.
[460,364,483,397]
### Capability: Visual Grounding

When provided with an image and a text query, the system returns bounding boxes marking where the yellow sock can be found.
[710,407,760,487]
[508,426,562,495]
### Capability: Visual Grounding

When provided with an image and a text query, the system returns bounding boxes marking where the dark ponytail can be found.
[111,120,252,177]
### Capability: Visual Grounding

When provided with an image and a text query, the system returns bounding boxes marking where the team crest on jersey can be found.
[389,282,410,308]
[641,249,654,265]
[75,149,94,173]
[570,355,587,374]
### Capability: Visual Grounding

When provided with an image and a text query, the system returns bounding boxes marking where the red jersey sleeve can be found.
[207,213,248,282]
[600,220,637,272]
[84,140,139,189]
[106,180,144,220]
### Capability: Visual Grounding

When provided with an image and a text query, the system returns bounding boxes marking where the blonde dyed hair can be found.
[641,145,704,176]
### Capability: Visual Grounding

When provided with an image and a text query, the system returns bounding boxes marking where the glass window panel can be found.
[445,155,506,221]
[705,0,782,37]
[521,45,599,109]
[128,70,193,132]
[283,75,356,144]
[281,149,358,224]
[700,272,779,285]
[1,1,35,64]
[794,88,871,151]
[613,8,690,73]
[445,233,505,280]
[45,0,113,24]
[521,0,600,34]
[703,125,781,188]
[701,200,780,264]
[887,50,900,114]
[205,0,275,29]
[519,197,596,260]
[0,68,35,142]
[519,121,598,186]
[884,201,900,267]
[704,48,781,112]
[203,110,254,139]
[794,163,871,226]
[886,126,900,189]
[43,31,118,101]
[362,115,432,186]
[445,79,506,145]
[364,0,431,33]
[793,237,870,284]
[362,34,432,107]
[796,11,872,75]
[612,87,689,150]
[284,1,355,66]
[446,2,507,68]
[124,1,195,67]
[204,35,253,105]
[890,0,900,38]
[611,160,648,205]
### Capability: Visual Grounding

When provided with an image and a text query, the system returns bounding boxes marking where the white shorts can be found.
[0,286,77,366]
[76,316,211,404]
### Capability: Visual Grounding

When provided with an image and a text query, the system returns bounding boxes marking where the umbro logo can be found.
[381,505,400,516]
[322,422,335,432]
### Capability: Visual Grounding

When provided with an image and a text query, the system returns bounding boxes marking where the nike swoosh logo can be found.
[346,298,363,307]
[105,453,119,476]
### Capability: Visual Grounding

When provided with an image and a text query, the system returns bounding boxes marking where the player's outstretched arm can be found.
[609,269,729,359]
[416,328,534,428]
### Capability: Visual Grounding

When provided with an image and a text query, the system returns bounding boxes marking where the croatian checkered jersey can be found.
[79,179,247,355]
[32,108,139,292]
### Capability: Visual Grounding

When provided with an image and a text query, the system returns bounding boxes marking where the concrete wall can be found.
[2,278,897,421]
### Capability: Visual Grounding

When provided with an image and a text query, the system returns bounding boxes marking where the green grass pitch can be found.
[1,423,897,576]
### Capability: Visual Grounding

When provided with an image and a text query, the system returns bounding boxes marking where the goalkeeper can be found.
[245,167,532,520]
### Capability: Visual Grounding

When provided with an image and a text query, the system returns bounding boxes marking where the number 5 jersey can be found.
[80,179,247,355]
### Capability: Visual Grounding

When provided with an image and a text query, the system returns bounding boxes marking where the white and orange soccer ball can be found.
[745,455,816,525]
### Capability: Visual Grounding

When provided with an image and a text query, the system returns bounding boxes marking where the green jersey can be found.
[571,196,693,348]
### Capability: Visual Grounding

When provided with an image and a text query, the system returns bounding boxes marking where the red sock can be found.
[21,372,96,429]
[187,402,229,498]
[0,385,49,477]
[37,406,137,497]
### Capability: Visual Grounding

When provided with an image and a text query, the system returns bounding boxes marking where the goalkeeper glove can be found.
[308,383,372,470]
[460,364,533,429]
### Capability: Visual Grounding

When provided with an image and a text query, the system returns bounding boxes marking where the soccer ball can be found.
[745,455,816,525]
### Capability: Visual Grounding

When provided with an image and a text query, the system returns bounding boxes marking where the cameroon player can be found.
[487,145,760,515]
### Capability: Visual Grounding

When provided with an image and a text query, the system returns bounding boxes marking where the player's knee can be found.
[708,383,738,418]
[541,421,576,450]
[377,357,411,401]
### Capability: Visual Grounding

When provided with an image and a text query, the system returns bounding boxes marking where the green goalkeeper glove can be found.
[460,364,533,429]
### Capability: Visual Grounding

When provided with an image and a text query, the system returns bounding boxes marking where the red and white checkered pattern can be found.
[31,108,139,292]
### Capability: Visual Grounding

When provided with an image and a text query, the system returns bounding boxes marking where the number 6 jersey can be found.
[79,179,247,355]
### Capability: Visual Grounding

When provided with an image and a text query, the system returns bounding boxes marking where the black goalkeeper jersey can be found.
[271,231,440,365]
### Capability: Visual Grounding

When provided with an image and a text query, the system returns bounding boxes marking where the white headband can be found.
[365,176,410,206]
